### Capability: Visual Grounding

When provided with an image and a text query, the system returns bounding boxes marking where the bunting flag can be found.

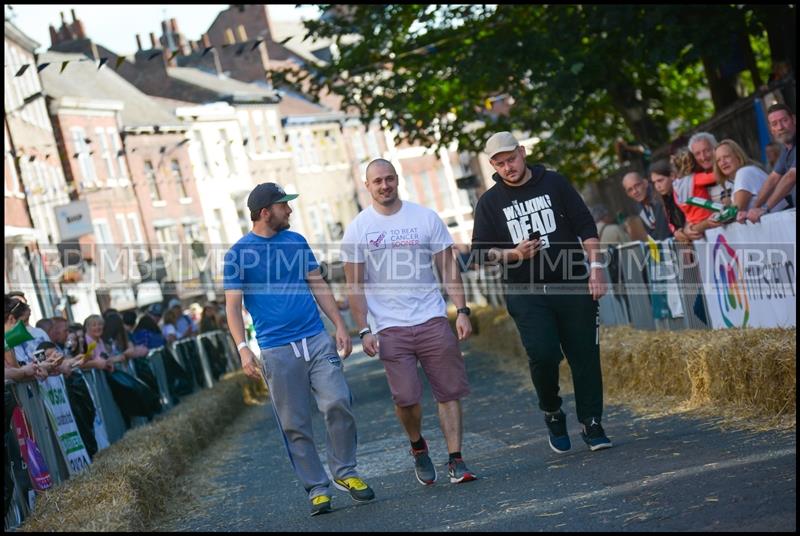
[12,33,336,77]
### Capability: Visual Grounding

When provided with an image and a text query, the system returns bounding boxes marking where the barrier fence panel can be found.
[170,340,201,394]
[617,242,657,331]
[12,383,68,486]
[84,369,126,444]
[193,334,216,389]
[145,348,174,410]
[219,331,242,372]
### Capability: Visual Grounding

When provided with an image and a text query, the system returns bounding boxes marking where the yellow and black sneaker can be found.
[310,495,332,516]
[333,477,376,503]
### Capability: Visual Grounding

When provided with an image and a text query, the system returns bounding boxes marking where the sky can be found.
[5,4,321,54]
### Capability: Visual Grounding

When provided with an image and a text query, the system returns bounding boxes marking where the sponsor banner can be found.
[39,376,92,476]
[696,210,796,329]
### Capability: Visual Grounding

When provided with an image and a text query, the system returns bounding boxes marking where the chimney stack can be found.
[170,18,179,33]
[49,25,58,46]
[201,34,211,48]
[70,8,77,22]
[149,32,158,48]
[135,34,143,51]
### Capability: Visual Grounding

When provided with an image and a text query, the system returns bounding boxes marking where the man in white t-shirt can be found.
[341,158,477,486]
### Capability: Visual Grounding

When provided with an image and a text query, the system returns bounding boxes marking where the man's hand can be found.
[746,206,767,224]
[362,333,379,357]
[513,238,542,261]
[589,266,608,301]
[455,313,472,341]
[239,347,262,380]
[335,325,353,359]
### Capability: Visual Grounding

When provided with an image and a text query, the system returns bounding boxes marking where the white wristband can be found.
[237,341,248,352]
[590,262,604,269]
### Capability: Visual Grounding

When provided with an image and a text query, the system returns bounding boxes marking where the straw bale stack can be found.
[22,372,263,532]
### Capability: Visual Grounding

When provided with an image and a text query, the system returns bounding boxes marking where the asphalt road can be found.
[155,338,796,532]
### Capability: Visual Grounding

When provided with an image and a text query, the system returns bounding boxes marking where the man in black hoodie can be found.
[471,132,612,453]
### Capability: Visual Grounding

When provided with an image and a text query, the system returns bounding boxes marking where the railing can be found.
[4,329,241,531]
[461,239,713,331]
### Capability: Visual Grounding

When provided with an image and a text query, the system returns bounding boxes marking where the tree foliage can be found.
[272,4,793,183]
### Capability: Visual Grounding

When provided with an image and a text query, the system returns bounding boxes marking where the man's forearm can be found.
[225,302,246,346]
[582,237,601,264]
[436,248,467,309]
[766,168,796,210]
[310,280,346,329]
[752,171,781,207]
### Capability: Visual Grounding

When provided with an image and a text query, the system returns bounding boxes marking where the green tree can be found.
[274,4,792,183]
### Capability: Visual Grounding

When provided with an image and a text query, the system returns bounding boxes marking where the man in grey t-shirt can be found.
[748,103,796,222]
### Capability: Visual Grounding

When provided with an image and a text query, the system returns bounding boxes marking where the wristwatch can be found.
[457,307,471,316]
[358,327,372,339]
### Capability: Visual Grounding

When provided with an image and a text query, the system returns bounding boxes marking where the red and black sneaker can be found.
[447,457,478,484]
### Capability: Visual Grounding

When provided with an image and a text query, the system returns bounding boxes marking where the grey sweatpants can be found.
[258,329,359,499]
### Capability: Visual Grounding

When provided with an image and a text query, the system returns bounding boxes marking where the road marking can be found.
[428,447,796,531]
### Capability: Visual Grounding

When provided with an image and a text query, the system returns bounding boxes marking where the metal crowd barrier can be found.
[4,329,240,531]
[460,239,712,331]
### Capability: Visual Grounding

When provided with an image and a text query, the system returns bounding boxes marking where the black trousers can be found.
[505,289,603,423]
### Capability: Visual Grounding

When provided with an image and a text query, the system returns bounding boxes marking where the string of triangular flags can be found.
[5,35,295,76]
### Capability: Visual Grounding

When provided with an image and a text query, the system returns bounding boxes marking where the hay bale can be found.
[21,373,256,532]
[464,307,795,422]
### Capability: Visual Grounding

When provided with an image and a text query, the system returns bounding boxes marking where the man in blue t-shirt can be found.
[224,182,374,517]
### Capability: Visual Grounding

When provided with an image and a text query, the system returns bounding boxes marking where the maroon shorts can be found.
[377,316,470,407]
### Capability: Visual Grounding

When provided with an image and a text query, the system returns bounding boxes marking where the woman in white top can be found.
[714,139,787,223]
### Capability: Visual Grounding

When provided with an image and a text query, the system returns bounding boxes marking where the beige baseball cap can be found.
[485,131,520,159]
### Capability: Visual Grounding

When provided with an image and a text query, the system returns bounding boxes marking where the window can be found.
[436,168,453,210]
[116,214,132,244]
[96,128,116,180]
[171,160,188,198]
[71,128,97,186]
[191,130,210,176]
[109,129,128,180]
[143,160,162,201]
[420,171,434,208]
[220,129,236,174]
[127,213,144,244]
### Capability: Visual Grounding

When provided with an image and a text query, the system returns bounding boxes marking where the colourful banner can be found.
[695,210,796,329]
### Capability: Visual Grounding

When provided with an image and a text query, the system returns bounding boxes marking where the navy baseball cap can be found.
[247,183,298,212]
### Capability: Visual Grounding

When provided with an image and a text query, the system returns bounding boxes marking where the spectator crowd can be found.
[600,103,796,245]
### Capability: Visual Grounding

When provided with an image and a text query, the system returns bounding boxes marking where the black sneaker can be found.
[411,442,437,485]
[447,457,477,484]
[580,417,613,451]
[544,410,571,453]
[333,477,376,503]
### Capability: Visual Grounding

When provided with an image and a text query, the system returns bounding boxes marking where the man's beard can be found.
[775,132,794,144]
[268,216,290,232]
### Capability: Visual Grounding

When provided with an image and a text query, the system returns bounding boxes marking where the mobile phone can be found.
[530,231,541,240]
[33,349,47,363]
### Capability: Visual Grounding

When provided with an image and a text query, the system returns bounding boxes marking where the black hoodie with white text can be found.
[470,164,598,285]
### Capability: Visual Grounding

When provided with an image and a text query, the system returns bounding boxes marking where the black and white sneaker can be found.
[545,410,571,453]
[580,417,613,451]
